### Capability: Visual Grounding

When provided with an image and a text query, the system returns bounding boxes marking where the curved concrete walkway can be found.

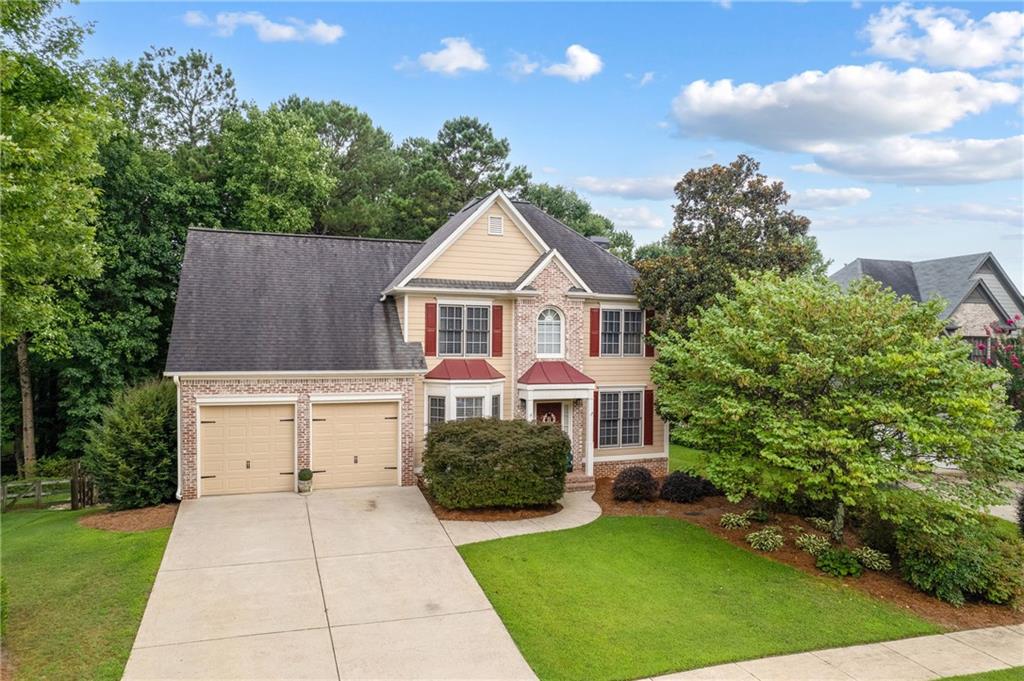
[648,625,1024,681]
[441,491,601,546]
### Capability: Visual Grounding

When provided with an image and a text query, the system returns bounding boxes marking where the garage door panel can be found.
[199,404,295,496]
[312,402,399,489]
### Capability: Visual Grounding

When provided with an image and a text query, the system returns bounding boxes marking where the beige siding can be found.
[583,303,667,459]
[404,294,516,466]
[419,203,542,282]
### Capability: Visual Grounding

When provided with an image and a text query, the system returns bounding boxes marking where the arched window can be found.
[537,308,563,357]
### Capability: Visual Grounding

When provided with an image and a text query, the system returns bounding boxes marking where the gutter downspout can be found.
[174,375,182,500]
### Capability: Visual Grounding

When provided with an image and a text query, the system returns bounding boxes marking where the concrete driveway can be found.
[123,487,536,680]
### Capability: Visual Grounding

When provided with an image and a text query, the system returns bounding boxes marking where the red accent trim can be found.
[593,391,600,448]
[518,361,595,385]
[424,303,437,357]
[643,389,654,446]
[491,305,503,357]
[424,359,504,380]
[644,310,655,357]
[589,308,600,357]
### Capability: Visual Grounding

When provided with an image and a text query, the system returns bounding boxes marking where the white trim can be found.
[536,306,565,359]
[425,379,505,424]
[518,386,593,402]
[174,376,182,500]
[389,286,539,297]
[394,190,549,289]
[566,292,639,302]
[585,392,595,476]
[514,249,592,294]
[167,369,425,378]
[424,378,504,385]
[436,296,494,306]
[594,452,668,463]
[402,295,409,343]
[598,301,640,310]
[195,394,299,405]
[596,388,645,449]
[518,382,595,391]
[309,392,404,403]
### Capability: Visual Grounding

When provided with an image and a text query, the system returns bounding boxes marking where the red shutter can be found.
[424,302,437,357]
[491,305,503,357]
[589,308,601,356]
[643,389,655,446]
[593,391,600,447]
[644,309,656,357]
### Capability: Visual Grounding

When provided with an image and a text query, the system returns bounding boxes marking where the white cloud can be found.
[507,52,538,78]
[672,63,1019,150]
[986,65,1023,81]
[575,175,677,200]
[417,38,488,75]
[184,11,344,44]
[864,4,1024,70]
[792,162,826,174]
[604,206,667,231]
[541,166,558,175]
[715,0,733,9]
[543,44,603,82]
[912,202,1023,227]
[791,187,872,209]
[639,71,655,87]
[815,135,1023,184]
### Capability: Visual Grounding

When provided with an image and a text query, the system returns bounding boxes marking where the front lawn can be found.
[1,509,170,680]
[460,516,939,681]
[669,442,708,475]
[940,668,1024,681]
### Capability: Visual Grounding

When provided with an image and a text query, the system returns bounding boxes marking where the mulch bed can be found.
[418,479,562,521]
[594,477,1024,631]
[78,503,178,532]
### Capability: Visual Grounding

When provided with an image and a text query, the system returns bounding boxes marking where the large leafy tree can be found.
[1,0,110,475]
[635,155,823,334]
[654,273,1024,540]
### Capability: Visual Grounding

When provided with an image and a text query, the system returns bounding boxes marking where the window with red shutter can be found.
[491,305,503,357]
[424,302,437,356]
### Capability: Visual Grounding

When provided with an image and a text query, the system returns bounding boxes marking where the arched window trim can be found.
[537,307,564,358]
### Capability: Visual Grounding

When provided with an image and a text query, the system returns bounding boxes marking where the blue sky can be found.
[74,1,1023,283]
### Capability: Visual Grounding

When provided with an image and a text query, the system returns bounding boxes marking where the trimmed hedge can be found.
[612,466,658,502]
[659,470,715,503]
[423,418,569,509]
[82,379,177,510]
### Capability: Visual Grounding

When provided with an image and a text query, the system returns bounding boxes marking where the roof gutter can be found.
[382,286,540,298]
[164,369,427,378]
[173,375,182,501]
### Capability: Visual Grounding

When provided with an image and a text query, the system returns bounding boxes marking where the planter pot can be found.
[297,480,312,494]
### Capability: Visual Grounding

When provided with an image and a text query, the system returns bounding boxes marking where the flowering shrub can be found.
[985,316,1024,426]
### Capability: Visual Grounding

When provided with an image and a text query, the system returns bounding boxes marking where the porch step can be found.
[565,474,596,492]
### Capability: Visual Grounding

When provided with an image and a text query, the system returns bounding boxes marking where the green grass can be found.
[460,516,939,681]
[669,443,709,475]
[939,668,1024,680]
[1,509,170,680]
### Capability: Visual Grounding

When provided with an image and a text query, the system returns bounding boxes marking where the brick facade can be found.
[949,301,1002,337]
[178,376,417,499]
[593,456,669,480]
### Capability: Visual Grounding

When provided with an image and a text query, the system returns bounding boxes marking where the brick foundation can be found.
[178,376,417,499]
[593,456,669,480]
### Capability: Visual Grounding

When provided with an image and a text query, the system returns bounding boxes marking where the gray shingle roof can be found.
[406,278,515,291]
[165,230,426,373]
[830,252,1024,321]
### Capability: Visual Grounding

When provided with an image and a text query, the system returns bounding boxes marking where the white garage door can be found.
[311,402,400,488]
[199,404,295,496]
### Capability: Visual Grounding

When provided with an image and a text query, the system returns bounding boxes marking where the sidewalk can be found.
[649,625,1023,681]
[440,491,602,545]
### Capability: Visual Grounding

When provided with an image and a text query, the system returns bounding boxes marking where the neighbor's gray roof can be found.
[383,194,639,296]
[165,230,426,373]
[830,252,1024,321]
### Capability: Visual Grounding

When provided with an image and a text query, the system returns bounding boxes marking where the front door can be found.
[535,402,572,472]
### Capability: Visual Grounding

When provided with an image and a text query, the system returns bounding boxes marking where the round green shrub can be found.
[423,418,568,509]
[817,547,863,577]
[82,379,177,510]
[612,466,659,502]
[658,471,711,503]
[298,468,313,482]
[746,526,784,552]
[794,532,831,557]
[853,546,892,572]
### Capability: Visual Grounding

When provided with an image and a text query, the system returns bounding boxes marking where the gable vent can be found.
[488,215,504,236]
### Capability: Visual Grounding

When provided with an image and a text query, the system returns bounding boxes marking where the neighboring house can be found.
[830,252,1024,359]
[165,190,668,499]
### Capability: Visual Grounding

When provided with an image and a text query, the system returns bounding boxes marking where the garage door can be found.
[311,402,399,488]
[199,404,295,496]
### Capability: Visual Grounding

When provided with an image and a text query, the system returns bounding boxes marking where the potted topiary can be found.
[297,468,313,494]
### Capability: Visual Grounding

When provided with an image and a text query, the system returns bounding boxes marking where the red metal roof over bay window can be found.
[424,359,504,381]
[517,361,594,385]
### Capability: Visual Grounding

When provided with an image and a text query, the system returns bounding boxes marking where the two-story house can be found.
[165,190,668,499]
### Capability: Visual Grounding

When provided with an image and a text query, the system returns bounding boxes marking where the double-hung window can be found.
[600,309,643,356]
[455,396,484,420]
[439,304,490,356]
[598,390,643,447]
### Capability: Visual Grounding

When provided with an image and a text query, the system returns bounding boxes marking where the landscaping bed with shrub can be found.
[594,476,1024,630]
[417,478,562,521]
[77,502,178,532]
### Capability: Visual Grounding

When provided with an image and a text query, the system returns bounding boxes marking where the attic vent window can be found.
[488,215,504,236]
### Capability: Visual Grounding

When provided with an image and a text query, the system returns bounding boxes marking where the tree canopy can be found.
[635,155,823,334]
[653,273,1024,538]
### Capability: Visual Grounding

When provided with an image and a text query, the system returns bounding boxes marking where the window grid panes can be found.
[428,397,446,430]
[600,310,621,355]
[456,396,484,421]
[598,392,620,447]
[537,309,562,356]
[491,394,501,419]
[439,305,463,355]
[599,390,643,448]
[623,310,643,356]
[465,306,490,355]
